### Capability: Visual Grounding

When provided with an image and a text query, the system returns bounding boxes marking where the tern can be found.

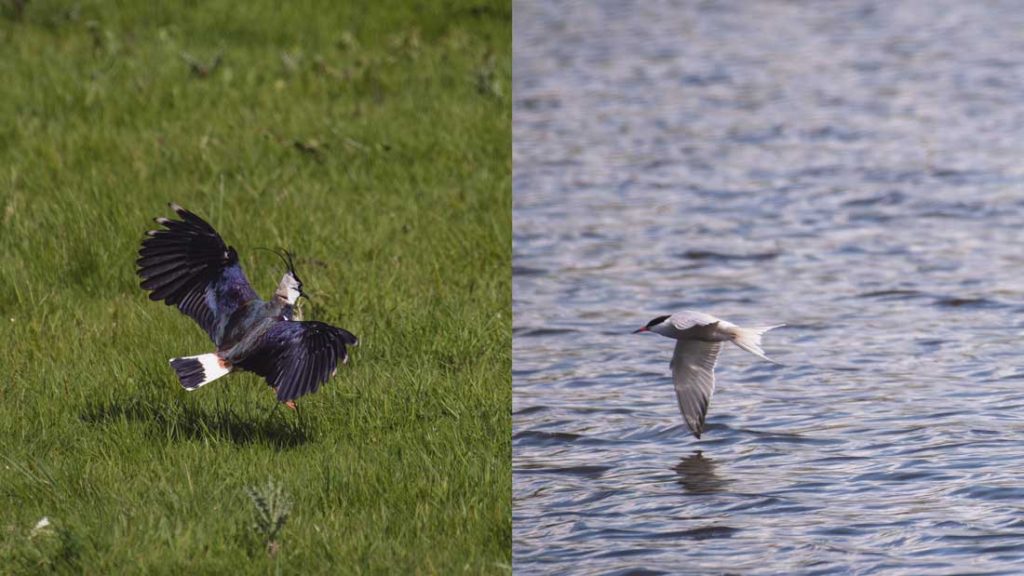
[136,203,358,408]
[634,311,783,439]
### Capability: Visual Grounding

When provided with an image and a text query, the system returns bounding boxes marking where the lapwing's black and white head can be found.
[271,249,306,306]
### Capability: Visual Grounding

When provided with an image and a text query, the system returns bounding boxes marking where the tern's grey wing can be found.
[670,339,722,439]
[669,310,722,332]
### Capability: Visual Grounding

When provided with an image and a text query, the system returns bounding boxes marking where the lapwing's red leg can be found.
[273,387,297,410]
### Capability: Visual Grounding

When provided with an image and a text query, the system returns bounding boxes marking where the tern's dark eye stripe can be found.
[647,315,671,328]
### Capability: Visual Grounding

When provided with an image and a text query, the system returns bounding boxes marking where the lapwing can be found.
[137,203,358,408]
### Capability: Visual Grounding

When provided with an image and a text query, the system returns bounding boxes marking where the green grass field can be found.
[0,1,510,572]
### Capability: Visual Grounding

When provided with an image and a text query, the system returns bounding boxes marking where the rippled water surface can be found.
[513,1,1024,573]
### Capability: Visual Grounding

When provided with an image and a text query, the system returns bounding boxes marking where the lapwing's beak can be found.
[633,327,648,334]
[299,292,311,302]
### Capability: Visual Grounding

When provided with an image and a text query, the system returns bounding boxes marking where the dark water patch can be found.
[513,430,584,445]
[789,164,845,179]
[807,126,866,143]
[850,469,953,483]
[513,405,549,416]
[728,125,784,145]
[677,249,781,262]
[933,296,1005,309]
[918,203,996,219]
[915,338,947,349]
[516,95,561,111]
[836,243,910,256]
[512,265,548,277]
[949,484,1024,502]
[842,190,908,207]
[517,463,614,479]
[757,504,821,515]
[586,525,741,544]
[602,568,670,576]
[861,168,926,185]
[680,70,732,87]
[856,289,928,300]
[929,168,993,185]
[938,532,1024,544]
[812,525,869,537]
[564,377,604,389]
[512,367,546,378]
[651,525,740,540]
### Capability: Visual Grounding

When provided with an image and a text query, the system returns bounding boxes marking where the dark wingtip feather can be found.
[336,328,359,347]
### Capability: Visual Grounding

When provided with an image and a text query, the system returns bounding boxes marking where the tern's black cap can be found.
[646,315,670,328]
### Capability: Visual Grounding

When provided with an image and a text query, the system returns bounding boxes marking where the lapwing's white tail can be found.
[729,324,785,365]
[169,353,232,390]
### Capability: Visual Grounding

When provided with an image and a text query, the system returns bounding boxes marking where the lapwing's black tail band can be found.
[169,353,232,390]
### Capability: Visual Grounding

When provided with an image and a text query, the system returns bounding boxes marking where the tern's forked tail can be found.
[729,324,785,365]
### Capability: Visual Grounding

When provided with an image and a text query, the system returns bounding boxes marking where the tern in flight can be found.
[136,203,358,408]
[634,310,783,438]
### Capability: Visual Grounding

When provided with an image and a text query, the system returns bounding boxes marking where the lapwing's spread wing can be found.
[238,320,358,403]
[671,339,722,439]
[137,204,259,345]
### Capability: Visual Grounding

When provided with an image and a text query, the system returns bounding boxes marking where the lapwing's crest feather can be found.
[136,203,259,345]
[237,321,359,402]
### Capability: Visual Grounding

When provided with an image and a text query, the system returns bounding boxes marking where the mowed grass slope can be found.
[0,1,510,573]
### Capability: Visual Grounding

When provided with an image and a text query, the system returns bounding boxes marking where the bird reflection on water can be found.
[672,451,730,495]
